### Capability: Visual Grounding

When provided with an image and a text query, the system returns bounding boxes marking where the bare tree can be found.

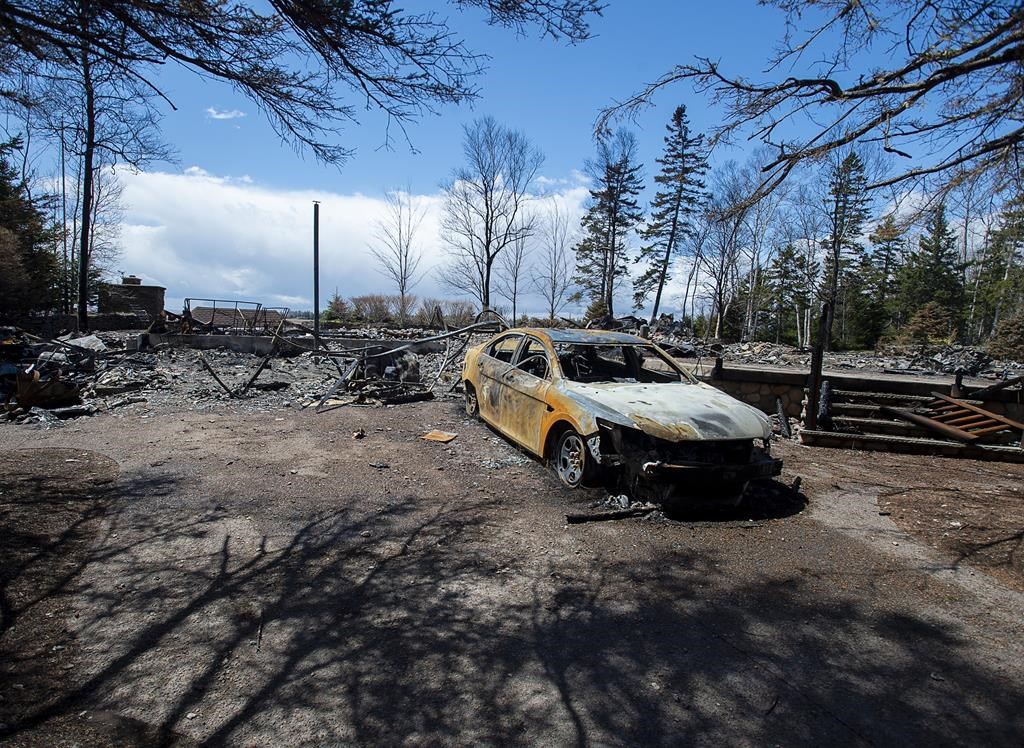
[679,218,711,331]
[532,199,575,320]
[495,233,530,323]
[600,1,1024,208]
[439,116,543,309]
[32,16,171,329]
[370,189,425,324]
[785,185,826,348]
[86,164,123,280]
[737,153,789,341]
[698,163,749,339]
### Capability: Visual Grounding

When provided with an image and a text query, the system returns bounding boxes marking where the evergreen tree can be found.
[975,191,1024,337]
[896,203,965,336]
[868,215,907,330]
[989,312,1024,360]
[574,129,643,316]
[766,243,804,344]
[839,248,885,348]
[821,152,870,349]
[0,138,59,318]
[633,105,707,321]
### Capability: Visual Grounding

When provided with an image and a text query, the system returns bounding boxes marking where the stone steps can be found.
[800,429,1024,463]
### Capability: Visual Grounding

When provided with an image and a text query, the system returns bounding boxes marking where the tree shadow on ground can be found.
[1,460,1021,746]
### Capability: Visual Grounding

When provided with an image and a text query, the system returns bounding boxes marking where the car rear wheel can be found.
[554,429,592,488]
[464,383,479,417]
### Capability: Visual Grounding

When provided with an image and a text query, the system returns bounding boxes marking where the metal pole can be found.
[313,200,320,347]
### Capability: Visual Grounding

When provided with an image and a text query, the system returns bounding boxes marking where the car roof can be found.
[509,328,650,345]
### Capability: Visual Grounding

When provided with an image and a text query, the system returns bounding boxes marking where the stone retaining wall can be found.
[700,365,806,418]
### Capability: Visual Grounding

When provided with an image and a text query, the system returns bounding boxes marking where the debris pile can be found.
[651,335,1024,378]
[314,314,508,412]
[1,313,508,426]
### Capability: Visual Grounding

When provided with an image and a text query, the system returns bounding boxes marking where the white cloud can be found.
[116,167,590,315]
[205,107,247,121]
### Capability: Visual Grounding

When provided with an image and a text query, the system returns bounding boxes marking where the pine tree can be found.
[633,105,707,321]
[574,129,643,317]
[896,203,965,336]
[821,152,870,349]
[766,243,803,344]
[976,191,1024,336]
[840,248,885,348]
[0,138,60,318]
[868,215,906,330]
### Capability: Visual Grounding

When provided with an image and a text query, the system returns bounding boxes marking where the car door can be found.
[497,336,554,454]
[477,333,523,423]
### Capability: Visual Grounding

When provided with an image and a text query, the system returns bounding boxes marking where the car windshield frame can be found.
[551,342,697,385]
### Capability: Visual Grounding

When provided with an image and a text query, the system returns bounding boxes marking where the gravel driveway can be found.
[2,399,1022,746]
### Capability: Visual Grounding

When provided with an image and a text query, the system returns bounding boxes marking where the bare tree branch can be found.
[598,1,1024,209]
[1,1,602,165]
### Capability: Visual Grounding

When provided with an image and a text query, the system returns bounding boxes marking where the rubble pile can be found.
[1,320,504,426]
[313,319,505,412]
[652,335,1023,378]
[319,325,452,341]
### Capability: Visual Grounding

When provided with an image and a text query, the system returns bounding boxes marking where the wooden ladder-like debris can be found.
[881,392,1024,447]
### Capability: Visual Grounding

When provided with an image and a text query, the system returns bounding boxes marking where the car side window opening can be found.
[514,338,551,380]
[486,334,523,364]
[554,343,687,384]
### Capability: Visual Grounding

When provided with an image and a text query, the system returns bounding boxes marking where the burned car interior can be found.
[554,343,689,384]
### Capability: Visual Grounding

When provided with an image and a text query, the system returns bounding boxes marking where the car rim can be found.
[558,434,584,486]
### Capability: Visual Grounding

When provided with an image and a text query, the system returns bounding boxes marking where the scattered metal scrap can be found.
[182,298,289,335]
[965,375,1023,399]
[314,312,509,413]
[566,505,658,524]
[196,320,289,398]
[2,327,100,416]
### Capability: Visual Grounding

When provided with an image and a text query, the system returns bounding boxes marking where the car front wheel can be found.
[554,428,593,488]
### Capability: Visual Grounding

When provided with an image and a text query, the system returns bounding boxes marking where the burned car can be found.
[462,328,782,504]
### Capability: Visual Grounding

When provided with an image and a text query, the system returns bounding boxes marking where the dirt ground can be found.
[1,398,1023,746]
[791,447,1024,592]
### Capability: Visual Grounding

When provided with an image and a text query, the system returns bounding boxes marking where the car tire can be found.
[553,428,594,489]
[464,382,479,418]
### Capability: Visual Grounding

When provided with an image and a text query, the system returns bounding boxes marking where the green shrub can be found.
[989,313,1024,360]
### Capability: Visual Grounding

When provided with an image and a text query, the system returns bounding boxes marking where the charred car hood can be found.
[561,381,771,442]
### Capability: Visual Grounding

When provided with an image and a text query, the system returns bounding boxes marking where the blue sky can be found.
[98,2,851,314]
[151,2,785,196]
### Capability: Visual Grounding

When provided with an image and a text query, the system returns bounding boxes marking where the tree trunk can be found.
[968,228,989,335]
[482,258,491,310]
[77,40,95,331]
[824,237,840,352]
[650,199,681,325]
[649,239,673,325]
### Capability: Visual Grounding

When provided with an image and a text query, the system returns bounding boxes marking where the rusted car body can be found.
[462,328,782,503]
